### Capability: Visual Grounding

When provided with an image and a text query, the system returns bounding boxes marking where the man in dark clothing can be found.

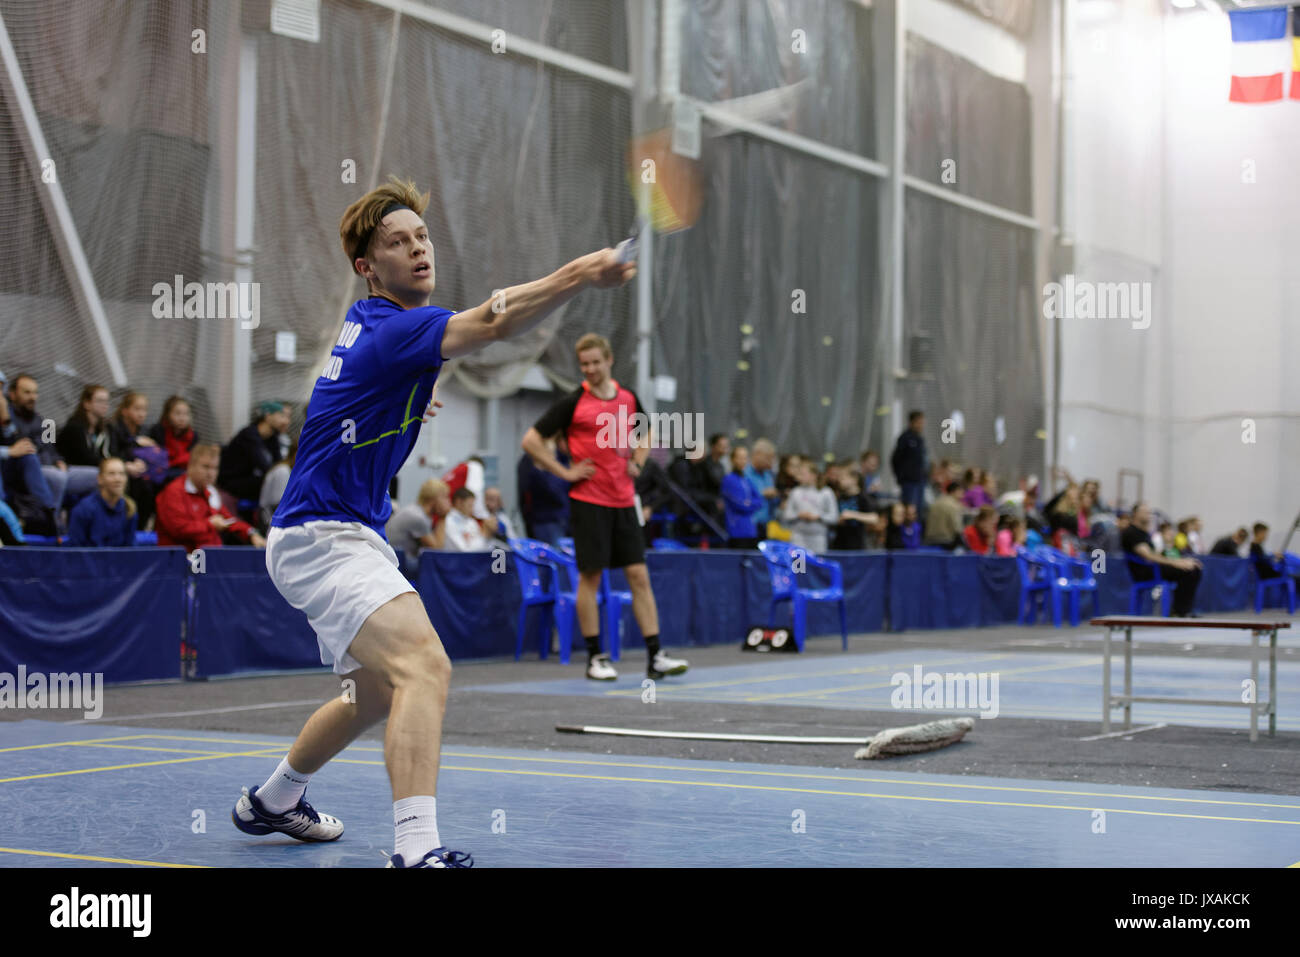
[1122,502,1202,617]
[1210,527,1248,556]
[890,410,929,516]
[516,437,571,546]
[693,433,729,518]
[218,401,290,505]
[668,447,722,532]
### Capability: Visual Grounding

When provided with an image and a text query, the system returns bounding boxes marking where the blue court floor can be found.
[465,647,1300,731]
[2,720,1299,867]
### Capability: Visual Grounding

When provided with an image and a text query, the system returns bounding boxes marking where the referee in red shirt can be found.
[521,334,688,681]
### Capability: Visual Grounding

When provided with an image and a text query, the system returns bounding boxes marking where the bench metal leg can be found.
[1102,626,1112,733]
[1124,626,1133,731]
[1269,628,1277,738]
[1250,629,1260,743]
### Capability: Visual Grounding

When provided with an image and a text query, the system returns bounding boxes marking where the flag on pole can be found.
[1227,7,1289,103]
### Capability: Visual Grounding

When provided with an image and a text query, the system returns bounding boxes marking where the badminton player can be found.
[231,177,635,868]
[521,334,688,682]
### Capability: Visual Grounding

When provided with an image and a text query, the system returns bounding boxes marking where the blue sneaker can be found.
[232,785,344,842]
[387,847,474,868]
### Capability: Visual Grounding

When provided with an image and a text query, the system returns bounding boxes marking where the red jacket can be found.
[962,524,992,556]
[156,476,254,551]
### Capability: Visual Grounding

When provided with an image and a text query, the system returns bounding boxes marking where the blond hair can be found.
[98,457,137,518]
[339,176,430,278]
[417,478,448,508]
[574,333,612,359]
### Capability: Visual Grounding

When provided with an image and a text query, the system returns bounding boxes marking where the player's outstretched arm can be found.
[440,249,635,360]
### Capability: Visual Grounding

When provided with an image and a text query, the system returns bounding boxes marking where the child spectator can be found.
[67,458,137,547]
[721,446,762,546]
[149,395,197,485]
[883,502,907,550]
[155,444,264,552]
[780,461,839,553]
[995,515,1026,557]
[961,468,990,508]
[1186,516,1204,555]
[962,506,998,555]
[831,470,879,551]
[900,503,923,549]
[443,487,490,552]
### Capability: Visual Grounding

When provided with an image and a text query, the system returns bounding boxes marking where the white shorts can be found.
[265,521,416,675]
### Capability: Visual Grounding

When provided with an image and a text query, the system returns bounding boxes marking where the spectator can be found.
[924,481,964,549]
[900,503,923,549]
[1173,520,1191,555]
[962,469,992,509]
[1210,527,1248,556]
[926,458,954,512]
[258,437,297,532]
[67,458,137,547]
[1048,483,1083,554]
[0,496,22,546]
[1153,520,1175,556]
[149,395,198,485]
[155,444,265,552]
[219,400,290,507]
[780,460,839,554]
[962,506,998,555]
[693,433,729,519]
[2,373,94,528]
[482,486,516,542]
[443,455,490,520]
[518,436,571,546]
[56,385,113,475]
[831,471,880,551]
[859,449,883,497]
[1123,502,1201,617]
[107,391,160,528]
[1186,516,1205,555]
[443,486,490,552]
[883,502,907,550]
[721,446,762,547]
[890,410,929,514]
[634,454,674,541]
[995,515,1026,557]
[668,445,719,532]
[776,453,802,496]
[385,478,450,576]
[1249,523,1283,581]
[745,438,780,531]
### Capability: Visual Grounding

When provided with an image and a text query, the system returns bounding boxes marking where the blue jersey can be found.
[273,297,452,536]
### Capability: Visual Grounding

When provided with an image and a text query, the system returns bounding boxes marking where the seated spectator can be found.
[744,439,780,533]
[1123,502,1201,617]
[833,471,880,550]
[981,470,999,506]
[443,487,491,552]
[1250,523,1284,580]
[443,456,490,520]
[1186,516,1204,555]
[155,444,265,552]
[883,502,907,550]
[149,395,198,486]
[107,391,160,528]
[1047,483,1083,553]
[219,401,290,509]
[780,460,838,554]
[518,436,571,546]
[695,433,729,516]
[1154,520,1176,557]
[56,385,113,481]
[995,515,1026,557]
[962,506,998,555]
[1173,520,1191,555]
[258,437,297,532]
[2,373,94,529]
[634,453,674,542]
[721,446,762,547]
[900,503,923,549]
[386,478,450,576]
[482,486,516,542]
[668,445,719,533]
[924,481,964,549]
[962,469,992,509]
[859,449,883,497]
[1210,527,1248,556]
[67,458,137,547]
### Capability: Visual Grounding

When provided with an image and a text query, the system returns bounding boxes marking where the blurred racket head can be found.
[625,126,704,235]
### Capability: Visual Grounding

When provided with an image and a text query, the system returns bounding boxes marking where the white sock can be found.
[394,796,441,864]
[257,757,311,813]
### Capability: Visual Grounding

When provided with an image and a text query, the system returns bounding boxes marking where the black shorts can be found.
[570,498,646,572]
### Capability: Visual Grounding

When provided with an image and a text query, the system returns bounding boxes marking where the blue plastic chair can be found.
[555,539,631,662]
[652,538,689,551]
[756,540,847,651]
[1126,554,1173,616]
[1255,556,1297,613]
[135,530,158,546]
[1015,547,1053,624]
[508,538,580,663]
[1033,545,1099,626]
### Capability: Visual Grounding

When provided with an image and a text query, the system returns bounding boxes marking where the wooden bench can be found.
[1089,615,1292,742]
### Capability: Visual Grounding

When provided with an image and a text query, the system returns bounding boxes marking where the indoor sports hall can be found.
[0,0,1297,893]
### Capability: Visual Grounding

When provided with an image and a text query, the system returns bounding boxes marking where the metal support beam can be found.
[231,32,257,430]
[0,8,127,386]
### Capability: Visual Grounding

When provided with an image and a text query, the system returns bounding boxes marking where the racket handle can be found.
[614,236,639,264]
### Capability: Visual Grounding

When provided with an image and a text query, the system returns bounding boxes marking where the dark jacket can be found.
[517,451,571,528]
[890,428,928,484]
[8,406,61,466]
[634,458,674,514]
[67,492,136,547]
[56,416,110,467]
[218,423,280,501]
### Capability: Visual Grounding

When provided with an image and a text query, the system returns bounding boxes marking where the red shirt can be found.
[962,524,992,555]
[156,475,254,551]
[533,380,643,508]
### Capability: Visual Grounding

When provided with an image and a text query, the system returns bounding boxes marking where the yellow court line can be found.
[327,752,1300,811]
[113,733,295,748]
[600,653,1018,696]
[0,734,156,753]
[0,846,205,868]
[62,742,243,756]
[0,748,286,784]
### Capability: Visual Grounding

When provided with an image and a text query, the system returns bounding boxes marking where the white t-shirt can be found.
[444,509,490,552]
